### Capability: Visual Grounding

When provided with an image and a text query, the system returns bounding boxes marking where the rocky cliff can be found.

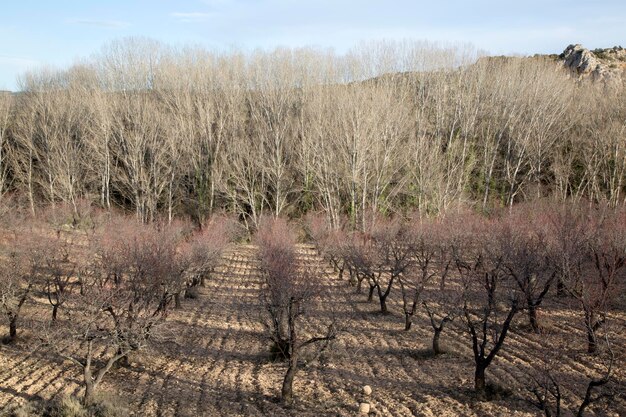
[560,44,626,82]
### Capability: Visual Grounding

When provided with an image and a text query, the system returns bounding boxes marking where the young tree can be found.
[345,216,412,314]
[0,249,32,342]
[255,217,336,405]
[305,213,349,282]
[41,234,76,322]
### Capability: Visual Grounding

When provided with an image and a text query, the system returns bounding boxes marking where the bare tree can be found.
[527,332,621,417]
[0,219,46,342]
[255,217,336,405]
[500,205,558,332]
[547,203,626,353]
[45,214,188,404]
[399,218,451,331]
[578,207,626,353]
[0,92,12,199]
[180,214,238,299]
[453,214,522,396]
[414,217,460,354]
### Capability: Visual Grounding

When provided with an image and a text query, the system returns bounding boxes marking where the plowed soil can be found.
[1,244,625,416]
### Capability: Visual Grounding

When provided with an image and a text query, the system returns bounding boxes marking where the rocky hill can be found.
[559,44,626,82]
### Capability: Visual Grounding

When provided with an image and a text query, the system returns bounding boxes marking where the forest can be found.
[0,39,624,229]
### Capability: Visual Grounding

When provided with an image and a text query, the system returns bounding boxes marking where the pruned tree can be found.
[40,233,77,322]
[305,213,349,281]
[0,221,46,342]
[46,214,188,404]
[527,332,621,417]
[578,207,626,353]
[548,204,626,353]
[255,217,336,405]
[453,214,522,396]
[500,206,558,332]
[418,217,460,354]
[399,218,451,331]
[346,216,413,314]
[181,214,238,293]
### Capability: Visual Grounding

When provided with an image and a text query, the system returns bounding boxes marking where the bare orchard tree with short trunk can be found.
[304,213,353,288]
[548,204,626,353]
[453,213,522,397]
[255,217,336,405]
[178,215,239,306]
[35,229,83,323]
[0,221,48,342]
[419,216,460,354]
[499,205,558,333]
[399,218,451,331]
[345,216,412,314]
[578,207,626,354]
[45,214,188,405]
[368,217,415,315]
[0,249,32,343]
[527,330,621,417]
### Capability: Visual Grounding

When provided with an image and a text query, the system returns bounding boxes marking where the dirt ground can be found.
[1,244,625,416]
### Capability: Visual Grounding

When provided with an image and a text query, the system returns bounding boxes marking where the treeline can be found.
[0,38,624,228]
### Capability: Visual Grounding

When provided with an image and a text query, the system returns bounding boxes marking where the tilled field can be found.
[1,244,625,416]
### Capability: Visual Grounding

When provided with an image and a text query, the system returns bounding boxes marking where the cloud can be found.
[171,12,214,22]
[67,19,130,28]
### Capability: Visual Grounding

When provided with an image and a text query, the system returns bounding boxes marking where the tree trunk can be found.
[351,270,359,291]
[379,294,388,314]
[174,292,181,309]
[556,277,566,297]
[585,311,598,354]
[367,284,375,302]
[475,363,487,396]
[83,359,95,404]
[433,328,443,354]
[586,328,597,354]
[281,353,298,406]
[8,317,17,341]
[83,379,94,405]
[52,304,58,322]
[404,313,412,331]
[528,303,539,333]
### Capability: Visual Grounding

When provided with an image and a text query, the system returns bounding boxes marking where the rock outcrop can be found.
[560,44,626,82]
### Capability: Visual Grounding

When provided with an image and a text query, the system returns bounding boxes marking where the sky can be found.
[0,0,624,90]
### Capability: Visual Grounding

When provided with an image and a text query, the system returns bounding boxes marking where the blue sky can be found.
[1,0,624,90]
